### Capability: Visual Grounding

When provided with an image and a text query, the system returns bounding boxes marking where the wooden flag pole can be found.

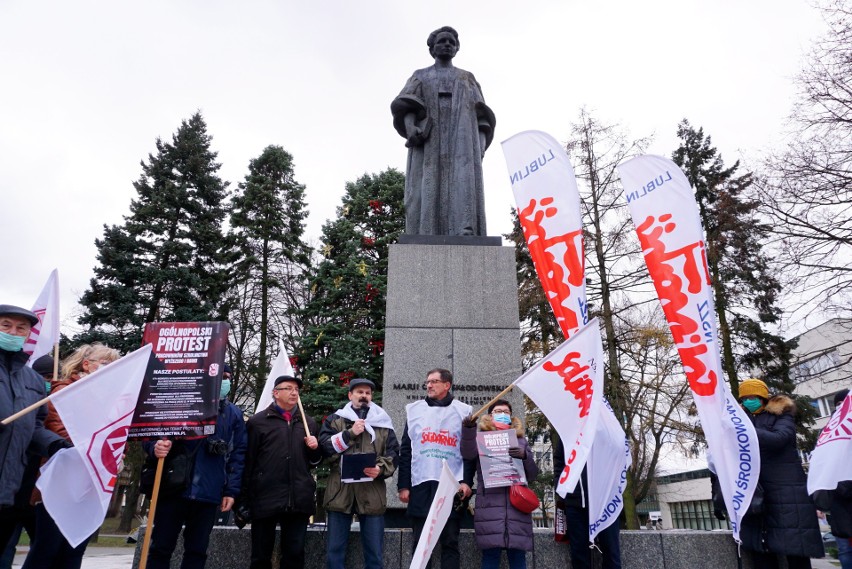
[471,384,516,420]
[1,396,52,425]
[296,395,311,434]
[52,343,60,381]
[138,455,165,569]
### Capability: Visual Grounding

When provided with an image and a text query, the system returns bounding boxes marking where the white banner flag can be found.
[25,269,60,365]
[618,155,760,543]
[37,344,152,547]
[503,130,629,541]
[255,340,295,413]
[409,460,460,569]
[502,130,588,336]
[514,319,604,497]
[588,399,631,541]
[808,392,852,494]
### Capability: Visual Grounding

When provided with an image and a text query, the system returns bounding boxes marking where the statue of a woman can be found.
[391,26,496,236]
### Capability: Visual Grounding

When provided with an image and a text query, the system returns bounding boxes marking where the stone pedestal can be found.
[381,242,524,512]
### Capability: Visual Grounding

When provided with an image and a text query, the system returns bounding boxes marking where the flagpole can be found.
[1,395,53,425]
[52,343,60,381]
[471,384,516,419]
[139,456,165,569]
[296,395,311,434]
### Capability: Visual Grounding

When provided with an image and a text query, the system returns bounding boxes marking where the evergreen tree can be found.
[228,145,311,408]
[296,169,405,417]
[672,121,815,434]
[76,113,231,353]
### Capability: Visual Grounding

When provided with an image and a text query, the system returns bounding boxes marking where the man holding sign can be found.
[319,378,399,569]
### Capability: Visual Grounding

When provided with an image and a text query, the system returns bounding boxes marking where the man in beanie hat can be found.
[242,375,321,569]
[319,378,399,569]
[738,378,824,567]
[0,305,67,550]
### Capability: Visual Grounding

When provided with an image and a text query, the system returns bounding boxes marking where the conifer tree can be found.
[228,145,311,408]
[76,113,231,354]
[296,169,405,417]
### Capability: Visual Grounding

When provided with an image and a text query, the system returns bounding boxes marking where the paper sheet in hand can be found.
[341,452,377,483]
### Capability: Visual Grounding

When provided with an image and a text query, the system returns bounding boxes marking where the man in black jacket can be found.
[242,375,321,569]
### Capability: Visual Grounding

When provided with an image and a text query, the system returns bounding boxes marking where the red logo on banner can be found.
[86,411,134,493]
[519,197,585,336]
[817,396,852,447]
[636,213,717,396]
[542,350,594,417]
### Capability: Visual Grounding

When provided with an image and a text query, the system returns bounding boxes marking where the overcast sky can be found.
[0,0,826,335]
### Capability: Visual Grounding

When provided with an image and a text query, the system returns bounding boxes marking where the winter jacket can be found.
[319,410,400,516]
[0,349,62,506]
[461,414,538,551]
[397,394,476,518]
[813,481,852,539]
[740,395,824,559]
[242,403,322,519]
[143,399,247,505]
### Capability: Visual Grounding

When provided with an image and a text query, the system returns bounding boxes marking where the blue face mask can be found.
[493,413,511,425]
[220,379,231,399]
[44,381,52,394]
[0,331,26,352]
[742,398,763,413]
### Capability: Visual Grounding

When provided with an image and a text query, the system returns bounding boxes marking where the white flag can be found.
[25,269,60,365]
[514,319,604,497]
[808,392,852,494]
[37,344,152,547]
[618,155,760,543]
[409,460,460,569]
[255,340,295,413]
[587,399,631,541]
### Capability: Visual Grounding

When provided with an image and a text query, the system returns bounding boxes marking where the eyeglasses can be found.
[423,379,447,389]
[274,386,299,393]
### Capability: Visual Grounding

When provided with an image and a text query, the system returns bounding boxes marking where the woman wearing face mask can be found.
[23,343,120,569]
[738,378,824,569]
[461,399,538,569]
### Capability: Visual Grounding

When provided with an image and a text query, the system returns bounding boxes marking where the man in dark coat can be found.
[553,435,621,569]
[397,368,475,569]
[811,389,852,569]
[242,375,321,569]
[738,378,824,569]
[142,378,247,569]
[0,305,66,550]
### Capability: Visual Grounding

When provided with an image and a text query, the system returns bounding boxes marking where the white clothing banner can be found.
[406,399,471,487]
[618,154,760,543]
[409,460,460,569]
[503,130,629,543]
[514,319,604,497]
[502,130,588,336]
[588,399,631,541]
[37,344,152,547]
[807,392,852,494]
[25,269,60,365]
[255,340,295,413]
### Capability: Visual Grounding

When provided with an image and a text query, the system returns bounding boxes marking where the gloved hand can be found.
[233,501,251,529]
[713,508,727,521]
[48,438,73,457]
[508,446,525,460]
[462,415,477,429]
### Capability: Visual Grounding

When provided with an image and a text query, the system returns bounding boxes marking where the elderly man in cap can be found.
[319,378,399,569]
[242,375,321,569]
[0,305,66,549]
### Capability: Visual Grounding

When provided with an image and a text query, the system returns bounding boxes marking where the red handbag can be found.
[509,483,540,514]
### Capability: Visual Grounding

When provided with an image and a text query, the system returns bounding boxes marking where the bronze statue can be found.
[392,26,496,236]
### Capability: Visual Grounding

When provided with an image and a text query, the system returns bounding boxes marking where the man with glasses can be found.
[398,368,474,569]
[242,375,321,569]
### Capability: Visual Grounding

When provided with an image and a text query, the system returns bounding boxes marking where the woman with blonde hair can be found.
[23,343,120,569]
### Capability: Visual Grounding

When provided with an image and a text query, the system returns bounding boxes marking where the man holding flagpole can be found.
[0,305,65,550]
[398,368,473,569]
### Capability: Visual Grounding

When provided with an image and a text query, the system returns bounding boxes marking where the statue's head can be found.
[427,26,460,59]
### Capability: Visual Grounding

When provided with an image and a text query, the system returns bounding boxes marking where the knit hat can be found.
[739,378,769,400]
[32,355,55,377]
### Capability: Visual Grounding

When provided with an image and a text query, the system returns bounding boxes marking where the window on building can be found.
[793,350,841,384]
[810,392,845,418]
[669,500,730,531]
